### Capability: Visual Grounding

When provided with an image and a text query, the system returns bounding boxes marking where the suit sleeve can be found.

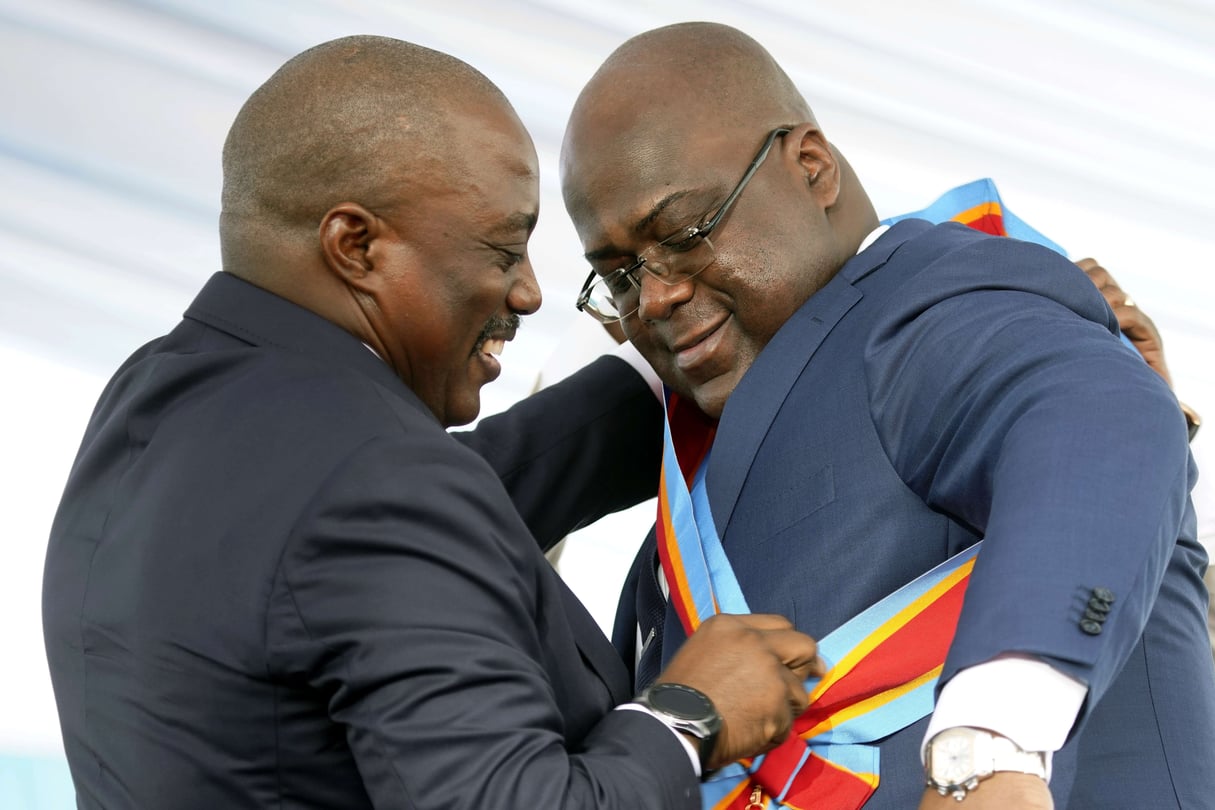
[864,235,1196,720]
[265,431,697,810]
[456,354,662,550]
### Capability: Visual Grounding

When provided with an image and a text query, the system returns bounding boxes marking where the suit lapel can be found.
[190,274,639,705]
[706,220,927,539]
[707,280,859,539]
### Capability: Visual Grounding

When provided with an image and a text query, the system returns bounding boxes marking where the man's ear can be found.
[319,203,381,292]
[788,123,840,209]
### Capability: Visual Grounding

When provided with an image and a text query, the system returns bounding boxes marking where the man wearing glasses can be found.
[561,22,1214,810]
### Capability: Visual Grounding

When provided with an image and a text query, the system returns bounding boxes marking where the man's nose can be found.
[508,257,542,315]
[635,268,694,322]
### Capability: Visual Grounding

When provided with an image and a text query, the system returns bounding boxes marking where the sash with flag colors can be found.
[653,179,1104,808]
[880,177,1067,254]
[656,391,978,810]
[882,177,1137,353]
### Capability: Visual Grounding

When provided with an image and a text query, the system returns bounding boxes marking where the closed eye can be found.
[495,247,525,271]
[659,225,705,254]
[603,267,637,295]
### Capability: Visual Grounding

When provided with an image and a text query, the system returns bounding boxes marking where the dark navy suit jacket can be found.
[42,271,699,809]
[616,220,1215,809]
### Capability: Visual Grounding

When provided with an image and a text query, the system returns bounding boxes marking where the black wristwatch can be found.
[635,682,722,771]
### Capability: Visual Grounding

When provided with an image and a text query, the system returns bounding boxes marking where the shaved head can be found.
[216,35,542,426]
[562,22,815,192]
[220,35,512,277]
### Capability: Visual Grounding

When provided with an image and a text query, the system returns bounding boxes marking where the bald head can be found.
[220,35,512,277]
[218,35,542,427]
[564,23,814,176]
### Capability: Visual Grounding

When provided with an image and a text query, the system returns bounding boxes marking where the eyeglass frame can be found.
[574,127,792,323]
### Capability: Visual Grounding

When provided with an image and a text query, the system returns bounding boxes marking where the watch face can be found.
[931,731,976,785]
[650,684,712,720]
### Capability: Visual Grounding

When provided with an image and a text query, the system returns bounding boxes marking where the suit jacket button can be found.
[1080,619,1103,635]
[1086,598,1111,614]
[1091,587,1115,603]
[1083,608,1109,622]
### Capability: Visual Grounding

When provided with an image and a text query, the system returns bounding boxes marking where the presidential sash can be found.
[883,177,1137,354]
[653,179,1077,808]
[880,177,1066,254]
[657,390,978,810]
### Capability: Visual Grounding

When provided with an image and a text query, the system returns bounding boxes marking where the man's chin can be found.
[441,389,483,428]
[690,389,728,420]
[680,374,738,420]
[661,354,743,420]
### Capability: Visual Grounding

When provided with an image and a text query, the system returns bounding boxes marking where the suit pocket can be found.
[747,464,836,540]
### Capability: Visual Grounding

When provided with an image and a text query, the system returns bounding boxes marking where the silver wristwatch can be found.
[635,682,722,770]
[925,727,1048,801]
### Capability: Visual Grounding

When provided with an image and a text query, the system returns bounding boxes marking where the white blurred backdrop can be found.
[2,0,1213,798]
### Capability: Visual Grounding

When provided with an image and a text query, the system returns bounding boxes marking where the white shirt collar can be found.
[857,223,890,255]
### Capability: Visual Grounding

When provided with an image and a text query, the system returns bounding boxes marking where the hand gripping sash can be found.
[656,391,978,810]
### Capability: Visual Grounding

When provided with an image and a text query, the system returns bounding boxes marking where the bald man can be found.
[41,35,825,810]
[561,22,1214,810]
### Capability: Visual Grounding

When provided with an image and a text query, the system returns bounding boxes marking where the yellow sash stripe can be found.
[657,478,702,632]
[808,559,975,700]
[950,200,1002,225]
[709,778,754,809]
[799,664,944,741]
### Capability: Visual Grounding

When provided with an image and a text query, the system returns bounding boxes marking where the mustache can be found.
[474,313,521,350]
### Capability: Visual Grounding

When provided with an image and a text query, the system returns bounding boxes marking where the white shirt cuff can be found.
[922,654,1089,781]
[615,703,701,776]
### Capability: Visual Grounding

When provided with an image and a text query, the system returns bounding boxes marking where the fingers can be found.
[1076,257,1124,307]
[726,617,819,721]
[1075,257,1174,386]
[1075,257,1108,287]
[715,614,825,679]
[1077,256,1134,311]
[662,613,824,765]
[751,626,818,722]
[782,661,813,717]
[1077,257,1142,320]
[1114,301,1155,337]
[721,612,796,631]
[773,629,826,680]
[1074,256,1101,274]
[705,613,824,678]
[1076,256,1139,323]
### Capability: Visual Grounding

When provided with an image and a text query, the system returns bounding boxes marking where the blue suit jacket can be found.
[616,220,1214,808]
[42,271,698,810]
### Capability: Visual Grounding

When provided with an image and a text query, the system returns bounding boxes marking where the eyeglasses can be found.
[575,127,791,323]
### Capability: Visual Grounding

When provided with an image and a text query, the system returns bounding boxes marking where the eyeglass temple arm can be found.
[698,127,792,236]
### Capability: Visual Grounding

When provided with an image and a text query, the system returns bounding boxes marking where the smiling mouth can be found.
[672,316,729,372]
[480,338,506,357]
[473,314,521,359]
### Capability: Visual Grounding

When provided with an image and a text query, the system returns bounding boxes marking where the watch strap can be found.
[635,683,721,771]
[988,733,1048,778]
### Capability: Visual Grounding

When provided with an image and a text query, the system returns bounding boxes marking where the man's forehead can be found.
[566,128,731,221]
